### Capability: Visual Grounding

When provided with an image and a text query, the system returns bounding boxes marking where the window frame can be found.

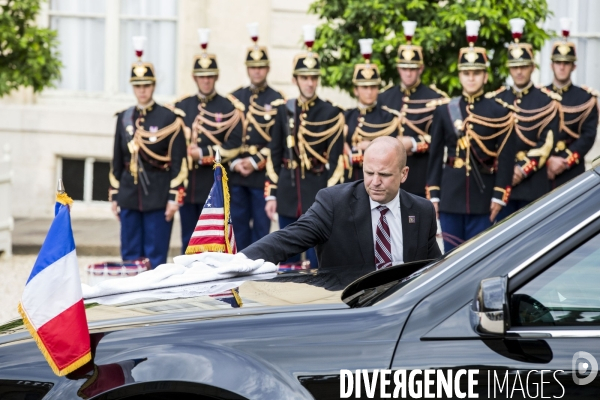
[58,156,112,204]
[506,211,600,337]
[42,0,179,98]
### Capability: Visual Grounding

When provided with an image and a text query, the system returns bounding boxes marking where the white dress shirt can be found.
[369,191,404,265]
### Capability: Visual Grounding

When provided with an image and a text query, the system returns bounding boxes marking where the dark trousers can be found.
[279,215,319,268]
[497,199,532,222]
[120,208,173,269]
[230,185,271,251]
[439,212,492,253]
[179,203,203,254]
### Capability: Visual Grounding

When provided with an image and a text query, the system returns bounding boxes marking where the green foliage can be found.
[0,0,62,97]
[309,0,552,97]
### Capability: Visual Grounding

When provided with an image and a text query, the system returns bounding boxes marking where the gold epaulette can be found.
[270,98,286,107]
[429,84,450,98]
[326,99,346,111]
[495,98,517,112]
[114,107,128,117]
[172,107,186,117]
[173,93,192,104]
[425,98,451,108]
[227,94,245,112]
[379,82,394,94]
[275,89,287,102]
[162,103,186,117]
[540,86,562,102]
[485,86,507,99]
[582,85,599,97]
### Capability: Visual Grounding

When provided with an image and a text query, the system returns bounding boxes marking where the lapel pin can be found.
[409,215,416,224]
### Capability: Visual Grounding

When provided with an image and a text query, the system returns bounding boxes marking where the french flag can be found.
[18,184,91,376]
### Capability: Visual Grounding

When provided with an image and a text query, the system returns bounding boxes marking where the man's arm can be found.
[242,188,334,263]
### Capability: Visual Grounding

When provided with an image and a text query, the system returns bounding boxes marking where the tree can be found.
[0,0,61,97]
[309,0,552,97]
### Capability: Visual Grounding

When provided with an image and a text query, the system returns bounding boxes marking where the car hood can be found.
[0,271,349,343]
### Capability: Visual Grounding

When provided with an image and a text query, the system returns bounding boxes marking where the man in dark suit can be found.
[242,136,441,278]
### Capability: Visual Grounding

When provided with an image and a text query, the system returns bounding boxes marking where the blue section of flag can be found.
[26,203,76,284]
[203,166,224,209]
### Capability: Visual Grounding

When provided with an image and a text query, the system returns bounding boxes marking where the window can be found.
[61,157,111,202]
[49,0,106,92]
[119,0,178,96]
[49,0,178,95]
[510,231,600,327]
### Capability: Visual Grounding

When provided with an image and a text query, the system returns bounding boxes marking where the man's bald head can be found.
[363,136,410,204]
[364,136,408,171]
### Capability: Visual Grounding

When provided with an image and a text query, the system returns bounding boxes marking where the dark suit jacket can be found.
[242,181,441,277]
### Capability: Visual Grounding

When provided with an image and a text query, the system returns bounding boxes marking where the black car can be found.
[1,165,600,399]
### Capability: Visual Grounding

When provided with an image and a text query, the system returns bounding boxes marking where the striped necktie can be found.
[374,205,392,270]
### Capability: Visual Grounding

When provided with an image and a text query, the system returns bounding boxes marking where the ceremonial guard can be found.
[489,18,560,220]
[264,25,345,267]
[109,36,187,268]
[378,21,448,197]
[175,29,244,253]
[426,21,516,252]
[546,18,599,188]
[345,38,400,181]
[228,23,287,250]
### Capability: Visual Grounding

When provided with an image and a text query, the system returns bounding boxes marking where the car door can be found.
[390,218,600,399]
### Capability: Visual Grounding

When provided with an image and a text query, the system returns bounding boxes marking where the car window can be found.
[511,231,600,327]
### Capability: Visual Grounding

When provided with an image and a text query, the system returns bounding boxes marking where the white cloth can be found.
[369,191,404,265]
[82,253,277,300]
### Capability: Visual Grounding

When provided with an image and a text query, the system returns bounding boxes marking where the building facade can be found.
[0,0,598,220]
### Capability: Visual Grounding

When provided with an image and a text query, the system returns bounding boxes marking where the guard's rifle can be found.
[447,98,485,193]
[285,99,297,187]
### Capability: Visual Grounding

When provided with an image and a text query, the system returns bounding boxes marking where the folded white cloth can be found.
[82,253,277,299]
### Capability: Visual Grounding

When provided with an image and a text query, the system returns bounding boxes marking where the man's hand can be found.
[188,144,200,161]
[512,166,525,186]
[357,140,371,151]
[111,201,120,221]
[546,155,568,180]
[490,202,502,223]
[432,201,439,220]
[265,199,277,221]
[234,159,254,177]
[399,136,414,156]
[165,201,179,222]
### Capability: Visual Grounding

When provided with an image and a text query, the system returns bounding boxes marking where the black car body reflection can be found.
[2,165,600,399]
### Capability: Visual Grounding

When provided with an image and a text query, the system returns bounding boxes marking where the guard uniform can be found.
[490,35,560,220]
[546,37,599,188]
[264,40,345,267]
[227,41,288,250]
[426,27,516,252]
[345,46,399,181]
[109,41,187,268]
[175,49,244,253]
[378,31,447,197]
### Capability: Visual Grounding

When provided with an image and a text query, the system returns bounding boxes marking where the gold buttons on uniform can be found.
[516,99,521,104]
[469,104,474,110]
[514,119,519,124]
[358,123,363,127]
[302,113,308,118]
[245,135,251,140]
[248,126,253,132]
[264,114,271,121]
[468,124,474,129]
[402,104,408,110]
[403,96,409,102]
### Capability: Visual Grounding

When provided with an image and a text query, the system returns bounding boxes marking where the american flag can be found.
[185,163,237,255]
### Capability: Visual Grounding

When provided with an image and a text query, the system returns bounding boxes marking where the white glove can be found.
[217,252,265,274]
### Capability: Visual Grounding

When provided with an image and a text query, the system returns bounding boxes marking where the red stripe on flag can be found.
[189,237,227,244]
[199,214,225,220]
[193,225,226,232]
[37,300,90,372]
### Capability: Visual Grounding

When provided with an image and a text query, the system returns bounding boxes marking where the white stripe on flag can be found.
[200,208,224,215]
[21,250,82,329]
[195,219,225,227]
[191,230,225,238]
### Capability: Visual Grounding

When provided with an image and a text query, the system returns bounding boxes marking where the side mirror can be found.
[469,276,508,336]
